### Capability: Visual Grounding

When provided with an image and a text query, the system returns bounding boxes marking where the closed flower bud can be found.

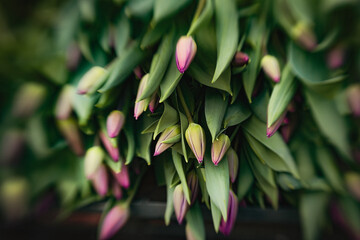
[232,52,249,67]
[267,111,287,138]
[91,164,108,197]
[112,180,123,200]
[112,163,130,189]
[327,44,345,69]
[185,123,206,163]
[261,55,281,83]
[55,85,74,120]
[57,118,84,156]
[154,125,181,156]
[291,22,317,51]
[84,146,104,179]
[187,171,199,205]
[211,134,230,166]
[345,172,360,201]
[106,110,125,138]
[99,130,119,161]
[219,190,238,236]
[77,66,107,95]
[149,92,159,113]
[227,148,239,183]
[133,66,143,79]
[134,74,149,120]
[99,204,129,240]
[173,184,189,224]
[346,84,360,117]
[176,36,197,73]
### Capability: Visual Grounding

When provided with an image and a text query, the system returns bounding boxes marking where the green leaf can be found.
[72,92,99,127]
[187,0,214,36]
[141,21,171,48]
[223,100,251,128]
[153,0,191,24]
[78,32,94,63]
[135,119,153,165]
[212,0,239,83]
[161,134,181,144]
[104,155,121,173]
[267,63,297,127]
[114,12,131,57]
[204,155,229,221]
[277,173,302,191]
[154,102,179,139]
[205,89,228,142]
[125,0,154,19]
[237,152,254,200]
[164,157,176,225]
[185,203,206,240]
[250,89,269,123]
[178,110,189,162]
[338,197,360,235]
[141,119,160,134]
[196,167,210,208]
[210,200,222,233]
[172,150,191,204]
[124,122,135,165]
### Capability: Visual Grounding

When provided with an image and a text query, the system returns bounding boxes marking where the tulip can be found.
[55,85,74,120]
[267,111,287,138]
[187,171,199,205]
[99,130,119,161]
[227,148,239,183]
[327,44,345,69]
[134,74,149,120]
[112,163,130,189]
[345,172,360,201]
[232,52,249,67]
[77,66,107,94]
[219,190,238,236]
[173,184,189,224]
[99,204,129,240]
[346,84,360,117]
[57,118,84,156]
[106,110,125,138]
[91,164,108,197]
[148,92,159,113]
[112,180,123,200]
[261,55,281,83]
[133,66,143,79]
[291,22,317,51]
[176,36,197,73]
[211,134,231,166]
[185,123,206,163]
[154,125,181,156]
[84,146,104,179]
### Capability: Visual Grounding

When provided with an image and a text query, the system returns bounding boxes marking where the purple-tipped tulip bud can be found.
[345,172,360,201]
[227,148,239,183]
[327,45,345,69]
[149,92,159,113]
[187,171,199,205]
[112,163,130,189]
[346,84,360,117]
[267,111,287,138]
[154,125,181,156]
[55,85,74,120]
[261,55,281,83]
[185,123,206,163]
[77,66,107,95]
[134,74,149,120]
[91,164,108,197]
[176,36,197,73]
[219,190,238,236]
[106,110,125,138]
[133,66,143,79]
[99,204,129,240]
[232,52,249,67]
[99,131,119,161]
[12,83,46,118]
[291,22,317,51]
[211,134,231,166]
[173,184,189,224]
[112,180,123,200]
[84,146,104,179]
[57,118,84,156]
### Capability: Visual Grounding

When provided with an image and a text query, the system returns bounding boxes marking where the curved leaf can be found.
[172,150,191,204]
[154,102,179,139]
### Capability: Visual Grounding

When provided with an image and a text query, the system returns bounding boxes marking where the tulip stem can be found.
[177,87,193,123]
[124,169,145,207]
[189,0,206,31]
[230,125,241,142]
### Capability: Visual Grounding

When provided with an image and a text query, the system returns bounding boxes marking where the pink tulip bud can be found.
[57,118,84,156]
[267,111,287,138]
[112,163,130,189]
[84,146,104,179]
[185,123,206,163]
[133,66,143,79]
[173,184,189,224]
[232,52,249,67]
[99,204,129,240]
[99,130,119,161]
[346,84,360,117]
[106,110,125,138]
[345,172,360,201]
[211,134,231,166]
[77,66,107,95]
[12,83,46,118]
[134,74,149,120]
[55,85,74,120]
[227,148,239,183]
[149,92,159,113]
[187,171,199,205]
[176,36,197,73]
[291,22,317,51]
[219,190,238,236]
[112,180,123,200]
[261,55,281,83]
[91,164,108,197]
[327,44,345,69]
[154,125,181,156]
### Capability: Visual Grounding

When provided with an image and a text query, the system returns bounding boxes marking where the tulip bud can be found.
[134,74,149,120]
[185,223,197,240]
[346,84,360,117]
[57,118,84,156]
[176,36,197,73]
[112,163,130,189]
[55,85,74,120]
[77,66,107,94]
[327,44,345,69]
[173,184,189,224]
[106,110,125,138]
[267,111,287,138]
[84,146,104,179]
[261,55,281,83]
[154,125,181,156]
[66,42,81,70]
[149,92,159,113]
[133,66,143,79]
[112,180,123,200]
[185,123,206,163]
[91,164,108,197]
[211,134,231,166]
[219,190,238,236]
[0,129,24,165]
[345,172,360,201]
[187,171,199,205]
[12,82,46,118]
[99,130,119,161]
[99,204,129,240]
[227,148,239,183]
[291,22,317,51]
[232,52,249,67]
